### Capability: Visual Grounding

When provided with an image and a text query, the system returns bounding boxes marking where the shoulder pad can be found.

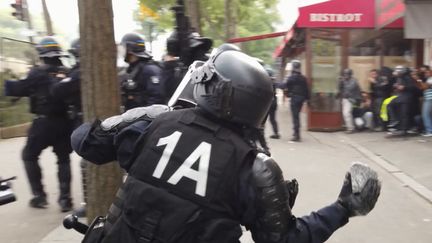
[101,104,171,131]
[252,153,284,187]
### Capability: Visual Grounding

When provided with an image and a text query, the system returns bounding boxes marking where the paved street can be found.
[0,104,431,243]
[0,138,83,243]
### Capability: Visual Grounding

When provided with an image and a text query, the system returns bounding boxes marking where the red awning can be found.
[296,0,403,28]
[272,29,294,58]
[227,31,287,43]
[375,0,405,29]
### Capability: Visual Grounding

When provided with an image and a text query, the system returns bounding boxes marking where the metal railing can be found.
[0,37,36,130]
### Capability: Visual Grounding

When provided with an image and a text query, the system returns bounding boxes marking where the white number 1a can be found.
[152,131,211,197]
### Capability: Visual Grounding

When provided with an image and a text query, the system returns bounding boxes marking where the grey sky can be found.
[2,0,139,41]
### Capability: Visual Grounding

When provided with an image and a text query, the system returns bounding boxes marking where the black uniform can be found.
[370,73,392,129]
[391,74,418,132]
[268,83,280,137]
[51,63,87,213]
[51,64,82,127]
[285,71,310,140]
[161,59,183,103]
[72,107,350,243]
[121,60,164,110]
[5,63,74,207]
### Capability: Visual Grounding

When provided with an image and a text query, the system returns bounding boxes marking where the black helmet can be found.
[121,33,151,59]
[166,31,213,57]
[343,68,353,75]
[166,31,180,56]
[189,32,213,51]
[68,39,80,58]
[291,59,301,72]
[36,36,67,58]
[342,68,353,78]
[192,50,273,128]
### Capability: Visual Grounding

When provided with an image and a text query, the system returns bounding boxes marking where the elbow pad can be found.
[100,104,170,131]
[252,153,295,241]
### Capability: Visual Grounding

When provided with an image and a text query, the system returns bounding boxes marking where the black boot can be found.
[59,197,73,212]
[24,161,47,208]
[29,194,48,208]
[270,134,280,139]
[291,132,300,142]
[58,162,73,212]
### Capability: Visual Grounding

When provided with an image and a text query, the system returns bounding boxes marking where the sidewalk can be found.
[340,130,432,202]
[37,105,432,243]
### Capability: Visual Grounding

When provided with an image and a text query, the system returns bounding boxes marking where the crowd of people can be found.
[338,65,432,137]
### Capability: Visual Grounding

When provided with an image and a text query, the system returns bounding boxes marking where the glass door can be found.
[307,29,347,131]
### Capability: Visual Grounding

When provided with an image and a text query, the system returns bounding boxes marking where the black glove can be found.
[285,179,298,209]
[337,164,381,217]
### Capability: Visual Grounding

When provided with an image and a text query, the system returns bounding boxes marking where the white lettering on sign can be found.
[310,13,363,22]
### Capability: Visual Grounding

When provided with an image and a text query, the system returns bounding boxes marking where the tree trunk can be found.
[224,0,237,40]
[77,0,123,222]
[185,0,202,33]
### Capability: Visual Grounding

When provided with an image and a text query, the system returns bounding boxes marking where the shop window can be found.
[348,29,413,91]
[309,30,342,112]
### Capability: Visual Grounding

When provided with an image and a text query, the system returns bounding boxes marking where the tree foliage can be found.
[136,0,280,64]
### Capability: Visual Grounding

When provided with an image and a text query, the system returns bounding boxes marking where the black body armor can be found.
[102,108,253,243]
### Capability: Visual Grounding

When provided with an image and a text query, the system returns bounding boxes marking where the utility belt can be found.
[34,114,68,120]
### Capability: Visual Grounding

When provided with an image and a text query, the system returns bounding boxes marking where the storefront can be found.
[277,0,422,131]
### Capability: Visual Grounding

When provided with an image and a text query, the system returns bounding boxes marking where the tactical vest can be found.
[29,65,68,116]
[122,61,164,110]
[103,108,253,243]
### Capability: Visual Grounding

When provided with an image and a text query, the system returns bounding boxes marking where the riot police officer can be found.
[51,39,86,216]
[120,33,164,110]
[388,65,418,136]
[71,50,380,243]
[4,37,74,211]
[285,60,309,141]
[162,30,213,102]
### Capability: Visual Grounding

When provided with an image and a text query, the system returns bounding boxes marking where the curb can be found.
[0,122,30,139]
[338,134,432,204]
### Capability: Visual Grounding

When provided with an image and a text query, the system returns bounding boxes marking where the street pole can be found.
[148,21,153,52]
[41,0,54,36]
[21,0,34,44]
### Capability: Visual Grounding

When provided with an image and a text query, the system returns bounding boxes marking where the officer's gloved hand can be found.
[337,162,381,217]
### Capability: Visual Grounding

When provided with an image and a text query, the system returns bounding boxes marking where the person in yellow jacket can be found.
[380,95,398,127]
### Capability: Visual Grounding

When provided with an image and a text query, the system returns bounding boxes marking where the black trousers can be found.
[268,101,279,135]
[388,99,412,131]
[290,96,305,137]
[372,97,385,128]
[22,116,73,198]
